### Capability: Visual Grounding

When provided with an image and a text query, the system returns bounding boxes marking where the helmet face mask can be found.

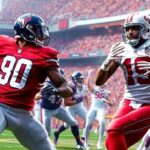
[123,24,142,46]
[123,12,150,47]
[76,77,84,85]
[14,13,50,46]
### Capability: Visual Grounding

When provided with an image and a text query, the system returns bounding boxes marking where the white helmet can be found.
[123,12,150,46]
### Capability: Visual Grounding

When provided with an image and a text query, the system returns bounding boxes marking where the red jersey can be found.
[0,35,59,110]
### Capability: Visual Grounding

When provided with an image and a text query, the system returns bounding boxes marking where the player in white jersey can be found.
[54,71,89,148]
[95,12,150,150]
[137,129,150,150]
[84,69,113,150]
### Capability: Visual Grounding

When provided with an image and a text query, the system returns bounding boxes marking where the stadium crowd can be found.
[0,0,149,24]
[0,1,149,149]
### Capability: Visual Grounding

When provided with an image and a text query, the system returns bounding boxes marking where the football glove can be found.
[101,42,125,71]
[41,82,59,96]
[105,42,125,64]
[137,61,150,76]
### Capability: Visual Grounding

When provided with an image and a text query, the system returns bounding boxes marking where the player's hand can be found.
[137,61,150,76]
[105,42,125,66]
[41,82,59,96]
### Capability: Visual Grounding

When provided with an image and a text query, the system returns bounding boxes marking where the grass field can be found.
[0,129,139,150]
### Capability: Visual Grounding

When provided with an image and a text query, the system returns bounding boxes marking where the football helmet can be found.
[123,12,150,47]
[14,13,50,46]
[71,71,84,85]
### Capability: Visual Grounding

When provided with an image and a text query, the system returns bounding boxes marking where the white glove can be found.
[106,42,125,64]
[101,43,125,71]
[137,61,150,76]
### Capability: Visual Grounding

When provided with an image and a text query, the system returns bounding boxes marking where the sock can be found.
[57,125,66,134]
[71,125,82,145]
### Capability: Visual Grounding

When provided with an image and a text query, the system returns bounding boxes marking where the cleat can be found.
[97,142,102,149]
[84,143,90,150]
[54,131,59,145]
[76,143,86,149]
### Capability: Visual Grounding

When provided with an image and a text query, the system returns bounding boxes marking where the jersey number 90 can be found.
[0,55,32,89]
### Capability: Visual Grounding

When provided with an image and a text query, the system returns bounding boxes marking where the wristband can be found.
[100,63,110,71]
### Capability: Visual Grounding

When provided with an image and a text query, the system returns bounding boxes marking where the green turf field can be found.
[0,129,139,150]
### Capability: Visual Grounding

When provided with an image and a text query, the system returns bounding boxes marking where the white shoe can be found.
[76,144,86,149]
[84,143,90,150]
[85,145,90,150]
[97,143,102,149]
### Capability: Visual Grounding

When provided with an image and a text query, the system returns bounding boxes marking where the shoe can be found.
[76,143,86,149]
[54,131,59,145]
[97,142,102,149]
[84,143,90,150]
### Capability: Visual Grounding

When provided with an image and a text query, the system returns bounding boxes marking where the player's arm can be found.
[87,69,95,93]
[95,43,124,85]
[64,96,77,106]
[95,62,118,85]
[47,67,73,98]
[64,91,84,106]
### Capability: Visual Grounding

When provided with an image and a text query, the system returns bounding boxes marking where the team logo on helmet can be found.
[17,16,31,28]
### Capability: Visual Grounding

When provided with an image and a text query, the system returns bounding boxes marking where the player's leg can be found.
[53,106,75,144]
[0,105,7,134]
[43,109,53,136]
[77,105,88,139]
[96,108,105,149]
[53,107,74,144]
[84,108,96,148]
[54,106,84,147]
[106,101,150,150]
[6,105,56,150]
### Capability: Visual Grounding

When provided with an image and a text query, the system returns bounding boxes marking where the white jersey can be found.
[76,84,87,97]
[117,40,150,104]
[91,86,109,108]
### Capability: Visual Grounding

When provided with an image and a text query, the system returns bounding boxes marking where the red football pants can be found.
[106,99,150,150]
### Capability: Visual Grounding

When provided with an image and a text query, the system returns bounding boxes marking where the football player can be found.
[84,69,113,150]
[54,71,89,149]
[0,13,73,150]
[36,69,85,149]
[95,12,150,150]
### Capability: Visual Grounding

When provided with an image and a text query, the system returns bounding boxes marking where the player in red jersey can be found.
[0,13,73,150]
[95,12,150,150]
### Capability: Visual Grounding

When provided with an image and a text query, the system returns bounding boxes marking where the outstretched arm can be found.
[87,69,95,93]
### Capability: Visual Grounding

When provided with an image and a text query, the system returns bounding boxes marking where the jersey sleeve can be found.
[42,47,60,69]
[0,35,15,48]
